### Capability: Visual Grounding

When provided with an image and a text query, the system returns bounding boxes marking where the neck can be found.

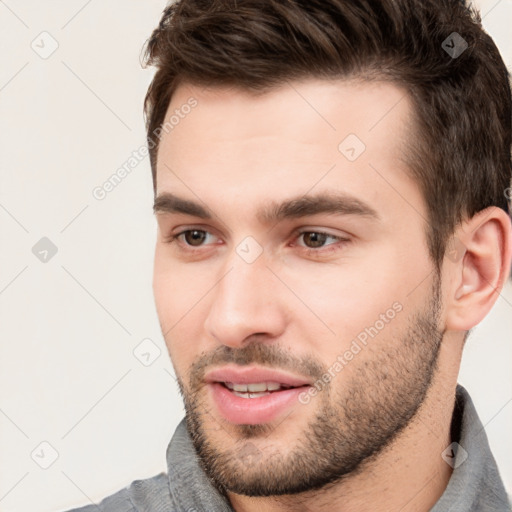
[228,342,460,512]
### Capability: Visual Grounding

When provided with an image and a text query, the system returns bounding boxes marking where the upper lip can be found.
[204,365,312,387]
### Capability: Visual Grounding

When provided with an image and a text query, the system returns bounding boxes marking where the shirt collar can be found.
[431,384,510,511]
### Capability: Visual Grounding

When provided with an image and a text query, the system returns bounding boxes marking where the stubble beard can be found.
[175,281,443,497]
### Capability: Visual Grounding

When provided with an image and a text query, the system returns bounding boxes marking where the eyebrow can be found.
[258,193,379,224]
[154,194,212,218]
[153,192,379,223]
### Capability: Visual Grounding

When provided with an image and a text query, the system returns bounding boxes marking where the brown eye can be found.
[302,232,330,248]
[183,230,208,246]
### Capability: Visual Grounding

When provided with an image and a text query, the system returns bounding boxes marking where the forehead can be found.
[155,78,421,221]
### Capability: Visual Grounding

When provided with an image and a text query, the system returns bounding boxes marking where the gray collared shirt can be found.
[64,385,511,511]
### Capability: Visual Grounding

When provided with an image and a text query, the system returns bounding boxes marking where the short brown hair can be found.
[143,0,511,267]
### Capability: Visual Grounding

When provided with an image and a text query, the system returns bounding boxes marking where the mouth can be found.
[204,366,312,424]
[221,381,299,398]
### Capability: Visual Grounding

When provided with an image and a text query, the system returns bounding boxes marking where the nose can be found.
[203,251,287,348]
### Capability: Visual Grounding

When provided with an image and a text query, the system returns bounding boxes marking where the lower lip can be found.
[208,382,310,425]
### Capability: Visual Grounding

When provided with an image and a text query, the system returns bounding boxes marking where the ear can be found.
[444,207,512,331]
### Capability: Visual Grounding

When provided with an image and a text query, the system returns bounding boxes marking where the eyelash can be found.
[163,229,350,256]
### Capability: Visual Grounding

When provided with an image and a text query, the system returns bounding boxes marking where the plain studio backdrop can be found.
[0,1,511,511]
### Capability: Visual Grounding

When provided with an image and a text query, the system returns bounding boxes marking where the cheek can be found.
[166,330,203,383]
[153,253,209,323]
[275,259,400,330]
[153,254,214,369]
[275,253,421,360]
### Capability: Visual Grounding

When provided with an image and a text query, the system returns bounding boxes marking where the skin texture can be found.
[152,79,512,512]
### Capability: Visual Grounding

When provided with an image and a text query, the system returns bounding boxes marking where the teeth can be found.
[224,382,289,392]
[247,382,267,392]
[233,391,270,399]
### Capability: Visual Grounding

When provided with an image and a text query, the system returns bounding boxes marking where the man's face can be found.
[153,79,444,495]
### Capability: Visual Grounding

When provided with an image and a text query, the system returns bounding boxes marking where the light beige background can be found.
[0,1,510,511]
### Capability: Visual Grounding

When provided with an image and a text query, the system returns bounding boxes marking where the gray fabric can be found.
[64,384,511,511]
[430,385,511,511]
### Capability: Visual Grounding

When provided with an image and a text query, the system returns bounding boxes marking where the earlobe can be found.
[445,207,512,331]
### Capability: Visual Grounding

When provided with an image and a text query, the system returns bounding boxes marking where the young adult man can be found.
[67,0,512,510]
